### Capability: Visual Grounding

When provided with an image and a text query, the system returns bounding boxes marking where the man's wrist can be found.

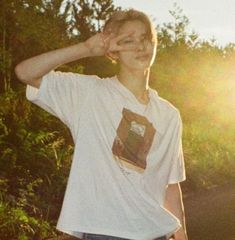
[82,41,92,57]
[70,42,93,60]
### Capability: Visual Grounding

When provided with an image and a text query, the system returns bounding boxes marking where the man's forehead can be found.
[119,20,147,34]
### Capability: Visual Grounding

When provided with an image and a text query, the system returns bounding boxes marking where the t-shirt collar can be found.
[112,75,158,106]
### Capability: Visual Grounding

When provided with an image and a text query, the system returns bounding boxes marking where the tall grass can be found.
[183,121,235,192]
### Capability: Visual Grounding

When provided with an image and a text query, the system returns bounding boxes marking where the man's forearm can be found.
[15,42,90,84]
[164,183,188,239]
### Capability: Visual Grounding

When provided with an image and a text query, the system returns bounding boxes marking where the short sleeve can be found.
[26,70,98,129]
[167,112,186,184]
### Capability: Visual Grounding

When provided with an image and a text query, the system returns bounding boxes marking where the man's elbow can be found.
[15,63,42,89]
[15,63,28,84]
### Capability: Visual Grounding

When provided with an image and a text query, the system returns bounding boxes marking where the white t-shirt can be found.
[26,71,186,240]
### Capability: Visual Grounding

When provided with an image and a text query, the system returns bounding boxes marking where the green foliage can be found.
[156,3,200,49]
[0,195,52,240]
[0,90,73,239]
[182,122,235,192]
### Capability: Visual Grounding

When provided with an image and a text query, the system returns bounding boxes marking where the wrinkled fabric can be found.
[26,71,185,240]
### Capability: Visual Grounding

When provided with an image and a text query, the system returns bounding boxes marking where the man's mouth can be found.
[135,54,150,61]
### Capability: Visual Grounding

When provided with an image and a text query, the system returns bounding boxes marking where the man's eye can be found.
[121,39,134,44]
[142,37,149,42]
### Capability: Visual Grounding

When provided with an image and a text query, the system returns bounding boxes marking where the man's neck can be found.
[117,66,150,100]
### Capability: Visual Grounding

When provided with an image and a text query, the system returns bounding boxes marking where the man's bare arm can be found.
[14,42,91,88]
[15,31,135,89]
[164,183,188,240]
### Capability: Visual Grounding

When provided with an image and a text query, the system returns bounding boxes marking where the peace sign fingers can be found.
[107,31,137,53]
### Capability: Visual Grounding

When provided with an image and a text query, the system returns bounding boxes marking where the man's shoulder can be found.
[150,89,180,119]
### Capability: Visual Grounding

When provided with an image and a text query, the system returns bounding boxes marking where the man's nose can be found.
[136,39,146,51]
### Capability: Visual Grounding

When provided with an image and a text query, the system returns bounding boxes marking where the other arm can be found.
[164,183,188,240]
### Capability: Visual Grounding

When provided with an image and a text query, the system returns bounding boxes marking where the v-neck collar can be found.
[112,75,155,107]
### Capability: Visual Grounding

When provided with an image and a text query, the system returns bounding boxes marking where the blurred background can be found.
[0,0,234,239]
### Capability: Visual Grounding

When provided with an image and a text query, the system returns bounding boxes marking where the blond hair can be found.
[103,9,157,44]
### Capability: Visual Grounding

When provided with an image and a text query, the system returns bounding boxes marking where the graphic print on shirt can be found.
[112,108,156,173]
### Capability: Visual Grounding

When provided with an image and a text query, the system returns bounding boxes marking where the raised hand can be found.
[83,31,136,57]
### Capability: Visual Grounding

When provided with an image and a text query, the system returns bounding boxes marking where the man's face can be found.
[116,20,157,71]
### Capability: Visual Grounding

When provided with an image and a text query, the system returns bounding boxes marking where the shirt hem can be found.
[56,224,180,240]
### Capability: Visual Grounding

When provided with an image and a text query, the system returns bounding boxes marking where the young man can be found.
[15,9,188,240]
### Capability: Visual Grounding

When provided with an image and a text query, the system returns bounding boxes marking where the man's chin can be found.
[133,60,151,69]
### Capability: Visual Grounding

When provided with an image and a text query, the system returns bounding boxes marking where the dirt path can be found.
[183,184,235,240]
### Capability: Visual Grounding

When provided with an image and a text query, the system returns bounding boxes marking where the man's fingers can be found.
[115,44,137,52]
[114,31,135,42]
[102,31,135,44]
[105,31,136,53]
[103,33,115,41]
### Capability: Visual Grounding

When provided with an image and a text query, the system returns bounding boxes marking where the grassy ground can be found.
[184,184,235,240]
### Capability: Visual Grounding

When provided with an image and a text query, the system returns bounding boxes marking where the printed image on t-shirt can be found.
[112,108,156,173]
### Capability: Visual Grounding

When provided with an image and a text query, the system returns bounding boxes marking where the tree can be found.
[92,0,120,31]
[61,0,120,41]
[157,3,199,49]
[0,0,71,92]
